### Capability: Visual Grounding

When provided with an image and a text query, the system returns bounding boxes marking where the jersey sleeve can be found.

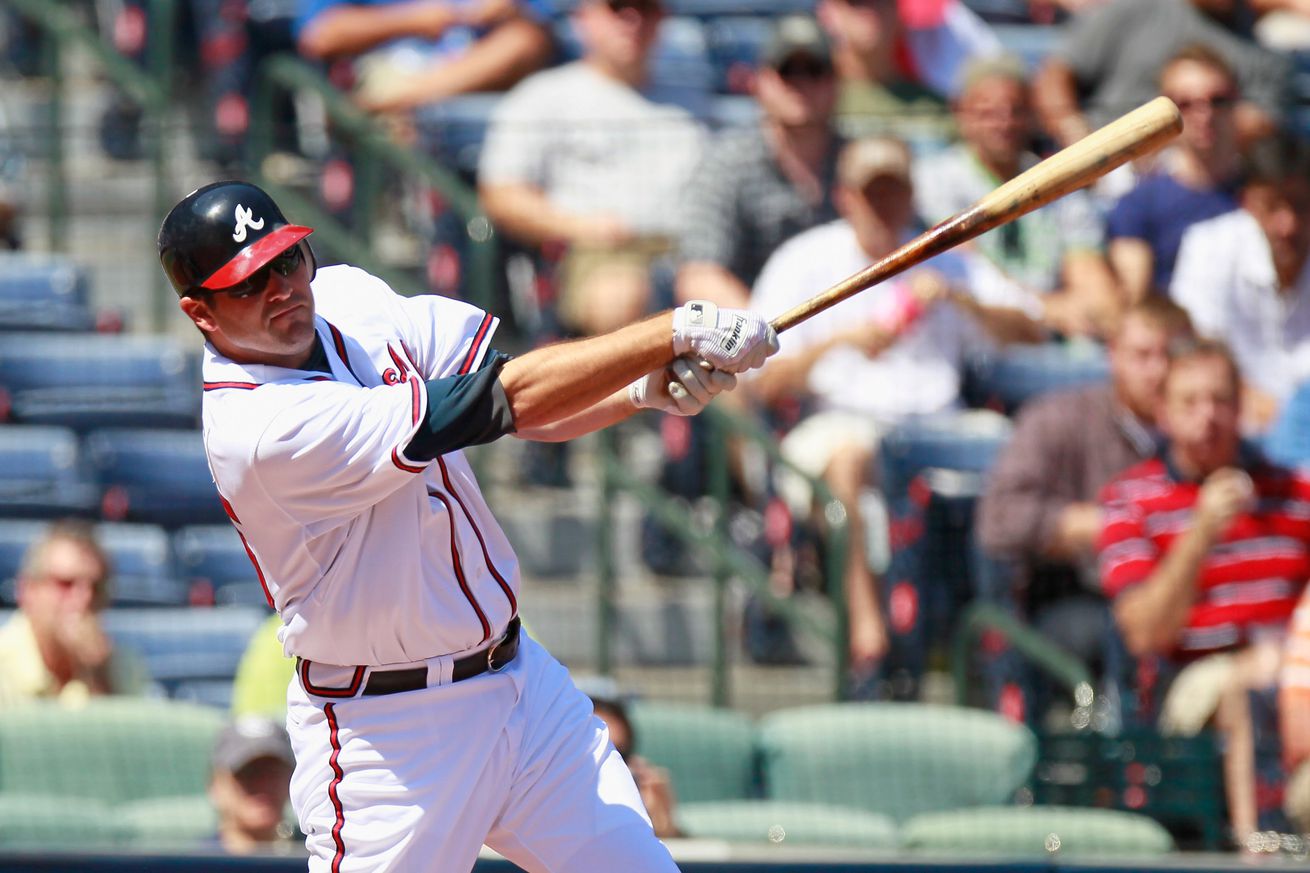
[246,377,433,528]
[1096,490,1158,598]
[406,352,516,461]
[396,292,500,381]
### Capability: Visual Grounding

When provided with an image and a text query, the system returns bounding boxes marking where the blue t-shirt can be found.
[1106,172,1239,294]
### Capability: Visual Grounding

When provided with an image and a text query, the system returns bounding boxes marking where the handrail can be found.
[951,600,1095,717]
[7,0,174,329]
[595,402,850,706]
[248,54,497,310]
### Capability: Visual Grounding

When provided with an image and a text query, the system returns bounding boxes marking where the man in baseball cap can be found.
[208,715,296,855]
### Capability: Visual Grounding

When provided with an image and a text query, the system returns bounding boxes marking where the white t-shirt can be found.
[478,61,704,238]
[1171,208,1310,402]
[200,265,518,667]
[750,220,1001,424]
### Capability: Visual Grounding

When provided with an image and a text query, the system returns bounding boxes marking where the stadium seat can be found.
[705,16,772,94]
[991,23,1064,72]
[0,698,222,803]
[86,428,228,528]
[96,522,189,607]
[117,794,217,848]
[101,606,267,698]
[900,805,1174,857]
[0,424,99,520]
[676,800,899,848]
[173,524,268,608]
[0,253,97,332]
[0,332,200,431]
[966,341,1109,416]
[758,703,1037,821]
[0,793,132,849]
[415,93,504,177]
[628,700,758,803]
[0,519,47,603]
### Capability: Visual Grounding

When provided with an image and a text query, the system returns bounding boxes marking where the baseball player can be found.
[157,180,778,873]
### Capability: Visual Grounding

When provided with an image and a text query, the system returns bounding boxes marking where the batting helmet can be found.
[158,180,314,297]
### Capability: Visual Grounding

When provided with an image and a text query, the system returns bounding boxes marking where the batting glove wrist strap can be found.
[672,300,779,373]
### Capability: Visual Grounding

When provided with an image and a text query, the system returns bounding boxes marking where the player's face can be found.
[179,243,318,369]
[1109,315,1172,423]
[1159,355,1241,474]
[957,75,1029,170]
[1162,60,1237,156]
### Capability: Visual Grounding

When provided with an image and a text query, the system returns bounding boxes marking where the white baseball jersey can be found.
[201,264,519,667]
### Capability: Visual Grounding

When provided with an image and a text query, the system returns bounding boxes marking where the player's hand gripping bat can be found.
[768,96,1183,334]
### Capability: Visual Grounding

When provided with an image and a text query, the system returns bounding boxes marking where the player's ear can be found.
[179,294,218,333]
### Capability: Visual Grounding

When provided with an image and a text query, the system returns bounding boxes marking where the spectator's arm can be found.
[945,288,1046,344]
[1108,238,1154,304]
[1054,249,1123,338]
[355,18,552,112]
[479,182,633,249]
[1033,59,1092,148]
[299,1,461,59]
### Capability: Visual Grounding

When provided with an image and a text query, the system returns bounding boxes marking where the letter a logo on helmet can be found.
[232,204,265,243]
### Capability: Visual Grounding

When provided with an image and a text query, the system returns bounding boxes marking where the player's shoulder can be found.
[202,377,357,460]
[311,264,408,323]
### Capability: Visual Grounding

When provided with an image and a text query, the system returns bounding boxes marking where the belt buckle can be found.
[486,630,509,674]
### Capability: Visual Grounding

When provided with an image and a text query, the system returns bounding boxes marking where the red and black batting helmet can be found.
[158,180,314,297]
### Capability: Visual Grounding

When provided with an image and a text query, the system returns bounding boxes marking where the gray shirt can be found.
[1059,0,1290,128]
[677,125,841,287]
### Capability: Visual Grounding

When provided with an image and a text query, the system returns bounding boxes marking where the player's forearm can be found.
[500,314,673,430]
[1113,524,1211,656]
[513,389,637,442]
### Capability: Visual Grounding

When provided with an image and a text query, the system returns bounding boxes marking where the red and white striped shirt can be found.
[1098,456,1310,658]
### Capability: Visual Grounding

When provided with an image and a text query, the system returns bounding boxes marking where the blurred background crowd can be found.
[4,0,1310,865]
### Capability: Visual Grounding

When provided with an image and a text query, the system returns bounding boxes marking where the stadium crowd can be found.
[7,0,1310,858]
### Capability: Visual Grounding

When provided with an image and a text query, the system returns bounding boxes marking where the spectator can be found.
[0,520,139,707]
[1107,45,1243,302]
[208,715,297,854]
[478,0,703,336]
[296,0,552,115]
[749,136,1040,677]
[1170,137,1310,434]
[590,696,681,839]
[676,14,840,310]
[1097,339,1310,844]
[915,55,1120,339]
[976,297,1194,720]
[1033,0,1291,152]
[1281,588,1310,835]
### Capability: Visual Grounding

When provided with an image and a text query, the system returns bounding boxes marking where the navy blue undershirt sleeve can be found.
[405,351,517,461]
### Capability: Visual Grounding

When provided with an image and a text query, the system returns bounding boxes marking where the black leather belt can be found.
[361,618,521,697]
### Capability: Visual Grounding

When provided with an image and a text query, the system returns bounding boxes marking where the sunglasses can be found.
[200,245,304,300]
[777,57,833,82]
[1169,93,1236,113]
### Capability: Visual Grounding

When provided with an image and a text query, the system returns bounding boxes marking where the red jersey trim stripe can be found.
[204,381,260,391]
[389,378,426,473]
[324,703,348,873]
[299,659,366,698]
[458,314,494,375]
[326,321,363,385]
[437,457,517,615]
[219,495,274,609]
[429,487,492,643]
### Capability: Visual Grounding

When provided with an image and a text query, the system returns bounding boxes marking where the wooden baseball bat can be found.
[769,96,1183,334]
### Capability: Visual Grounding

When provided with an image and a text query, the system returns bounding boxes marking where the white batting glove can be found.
[629,356,738,416]
[672,300,779,373]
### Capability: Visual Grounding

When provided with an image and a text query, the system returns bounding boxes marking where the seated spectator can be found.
[915,55,1120,339]
[478,0,703,336]
[590,695,681,839]
[676,14,840,310]
[976,297,1194,721]
[1171,137,1310,434]
[296,0,552,115]
[1107,45,1243,301]
[1033,0,1290,154]
[208,715,298,854]
[749,135,1041,677]
[1098,339,1310,844]
[1281,587,1310,835]
[0,520,141,707]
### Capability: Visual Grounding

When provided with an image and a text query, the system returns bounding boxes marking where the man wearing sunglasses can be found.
[158,179,778,872]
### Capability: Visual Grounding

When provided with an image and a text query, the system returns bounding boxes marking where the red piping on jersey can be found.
[389,378,426,473]
[326,321,362,384]
[299,659,366,698]
[459,314,493,375]
[387,343,408,376]
[437,457,516,615]
[324,703,348,873]
[219,495,274,608]
[398,340,420,374]
[204,381,260,391]
[428,487,492,643]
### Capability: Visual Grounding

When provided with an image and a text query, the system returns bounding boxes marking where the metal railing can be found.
[5,0,175,328]
[248,54,497,310]
[596,403,850,707]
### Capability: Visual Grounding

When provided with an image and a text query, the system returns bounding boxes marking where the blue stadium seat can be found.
[706,16,772,93]
[100,606,267,697]
[95,522,189,608]
[664,0,812,18]
[967,341,1109,415]
[0,424,99,520]
[416,93,504,177]
[708,94,762,129]
[0,253,97,332]
[173,524,270,608]
[86,428,227,528]
[0,519,52,605]
[0,333,200,431]
[991,23,1062,72]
